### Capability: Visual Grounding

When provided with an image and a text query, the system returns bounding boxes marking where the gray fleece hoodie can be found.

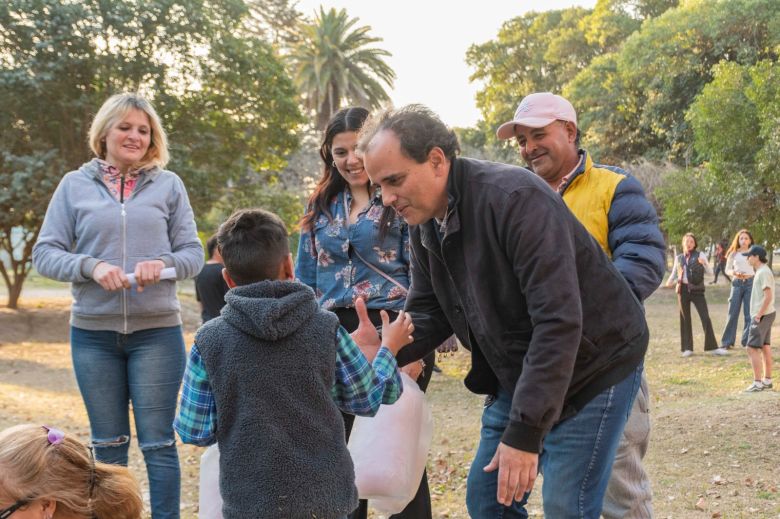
[196,280,358,518]
[32,159,203,333]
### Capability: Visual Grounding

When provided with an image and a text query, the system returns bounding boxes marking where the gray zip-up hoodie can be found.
[33,159,204,333]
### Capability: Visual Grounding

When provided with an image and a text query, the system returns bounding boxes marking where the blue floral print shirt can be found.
[295,189,410,311]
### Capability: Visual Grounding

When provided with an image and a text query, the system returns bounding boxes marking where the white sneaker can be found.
[745,381,764,392]
[681,350,693,357]
[709,348,730,356]
[762,379,773,390]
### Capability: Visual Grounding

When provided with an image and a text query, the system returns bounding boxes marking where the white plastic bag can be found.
[348,372,434,514]
[199,443,223,519]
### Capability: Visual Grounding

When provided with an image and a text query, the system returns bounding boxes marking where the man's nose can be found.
[381,189,395,207]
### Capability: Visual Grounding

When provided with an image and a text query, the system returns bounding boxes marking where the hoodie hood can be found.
[221,280,320,342]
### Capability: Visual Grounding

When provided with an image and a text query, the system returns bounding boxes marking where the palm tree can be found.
[290,7,396,130]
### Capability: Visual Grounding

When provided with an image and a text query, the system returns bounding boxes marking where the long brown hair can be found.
[301,107,398,241]
[682,232,698,252]
[0,424,143,519]
[726,228,753,257]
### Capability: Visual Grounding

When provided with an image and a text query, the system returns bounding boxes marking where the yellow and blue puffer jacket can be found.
[560,151,665,301]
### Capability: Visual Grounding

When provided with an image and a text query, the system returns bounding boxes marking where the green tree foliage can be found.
[467,7,596,146]
[166,34,302,214]
[466,0,674,156]
[0,152,62,307]
[290,7,395,130]
[660,60,780,245]
[244,0,304,46]
[570,0,780,164]
[0,0,302,307]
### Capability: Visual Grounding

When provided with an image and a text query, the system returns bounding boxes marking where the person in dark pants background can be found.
[195,234,229,324]
[666,233,728,357]
[711,239,731,285]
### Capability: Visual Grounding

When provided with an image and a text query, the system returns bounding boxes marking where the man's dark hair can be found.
[206,234,219,259]
[358,104,460,163]
[217,209,289,285]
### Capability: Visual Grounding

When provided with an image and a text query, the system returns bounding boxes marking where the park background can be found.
[1,0,779,516]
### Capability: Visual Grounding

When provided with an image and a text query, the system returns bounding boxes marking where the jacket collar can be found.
[559,149,590,195]
[419,157,462,254]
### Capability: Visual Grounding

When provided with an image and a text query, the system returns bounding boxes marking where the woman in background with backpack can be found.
[665,233,727,357]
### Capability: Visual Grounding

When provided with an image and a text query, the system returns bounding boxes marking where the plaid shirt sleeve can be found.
[174,343,217,446]
[331,326,403,416]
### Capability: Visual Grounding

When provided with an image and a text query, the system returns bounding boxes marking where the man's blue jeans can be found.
[466,365,643,519]
[71,325,186,519]
[721,278,753,347]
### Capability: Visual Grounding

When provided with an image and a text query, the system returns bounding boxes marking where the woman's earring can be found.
[332,161,337,168]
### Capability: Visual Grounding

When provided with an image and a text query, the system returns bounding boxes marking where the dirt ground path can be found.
[1,287,778,518]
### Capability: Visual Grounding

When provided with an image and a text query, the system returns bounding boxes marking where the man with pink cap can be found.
[497,92,665,519]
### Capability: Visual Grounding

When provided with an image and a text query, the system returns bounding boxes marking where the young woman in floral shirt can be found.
[296,107,434,519]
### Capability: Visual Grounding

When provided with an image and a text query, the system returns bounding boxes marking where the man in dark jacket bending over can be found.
[359,104,649,519]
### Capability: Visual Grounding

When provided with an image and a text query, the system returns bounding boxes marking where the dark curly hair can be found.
[358,104,460,163]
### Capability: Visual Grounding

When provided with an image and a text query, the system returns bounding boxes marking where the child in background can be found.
[195,234,229,323]
[743,245,775,392]
[0,424,143,519]
[174,208,413,519]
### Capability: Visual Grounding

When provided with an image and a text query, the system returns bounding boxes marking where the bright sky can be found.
[294,0,597,128]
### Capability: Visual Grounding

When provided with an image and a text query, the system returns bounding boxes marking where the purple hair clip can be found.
[42,425,65,445]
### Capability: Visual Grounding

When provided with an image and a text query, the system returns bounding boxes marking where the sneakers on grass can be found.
[745,381,764,392]
[709,348,730,356]
[681,350,693,358]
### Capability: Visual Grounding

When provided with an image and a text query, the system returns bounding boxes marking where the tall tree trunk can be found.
[6,279,23,309]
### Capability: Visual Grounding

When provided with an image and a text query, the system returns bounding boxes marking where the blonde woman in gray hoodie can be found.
[33,93,203,519]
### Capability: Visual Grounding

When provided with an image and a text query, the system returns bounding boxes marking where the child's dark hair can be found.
[217,209,289,285]
[206,234,219,259]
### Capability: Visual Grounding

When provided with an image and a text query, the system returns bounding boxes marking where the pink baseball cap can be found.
[496,92,577,140]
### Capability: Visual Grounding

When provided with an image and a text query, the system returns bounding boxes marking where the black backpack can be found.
[686,252,705,286]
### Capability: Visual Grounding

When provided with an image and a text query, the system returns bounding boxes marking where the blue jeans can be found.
[721,278,753,347]
[466,366,643,519]
[71,325,186,519]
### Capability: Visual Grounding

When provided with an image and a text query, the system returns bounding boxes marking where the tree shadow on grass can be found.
[0,356,77,393]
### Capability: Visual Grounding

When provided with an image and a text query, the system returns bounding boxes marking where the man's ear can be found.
[428,146,447,175]
[222,268,237,288]
[280,253,295,281]
[565,121,578,143]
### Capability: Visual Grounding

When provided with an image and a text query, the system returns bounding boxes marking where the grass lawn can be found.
[0,283,778,517]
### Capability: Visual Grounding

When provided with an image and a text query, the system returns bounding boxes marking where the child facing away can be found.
[0,424,143,519]
[174,208,413,519]
[743,245,775,392]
